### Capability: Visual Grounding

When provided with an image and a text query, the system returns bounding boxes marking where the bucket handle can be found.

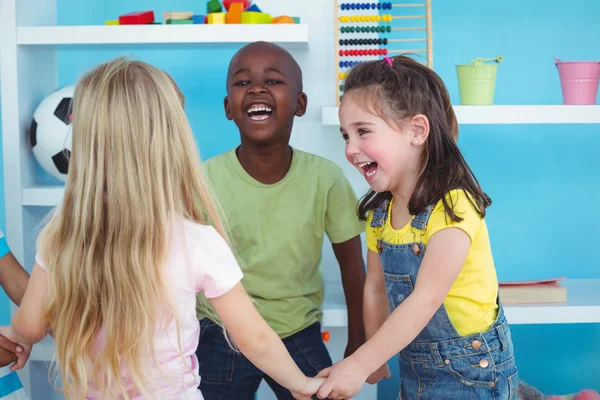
[555,57,600,70]
[472,55,503,66]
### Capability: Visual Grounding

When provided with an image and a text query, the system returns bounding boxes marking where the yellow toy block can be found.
[241,12,271,24]
[105,20,120,25]
[207,12,227,24]
[227,2,244,24]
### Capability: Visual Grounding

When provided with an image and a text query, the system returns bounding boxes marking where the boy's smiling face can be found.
[225,42,307,146]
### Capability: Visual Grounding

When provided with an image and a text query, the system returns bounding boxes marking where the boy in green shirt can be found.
[196,41,366,399]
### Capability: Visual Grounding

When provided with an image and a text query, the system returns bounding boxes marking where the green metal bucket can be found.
[456,56,503,105]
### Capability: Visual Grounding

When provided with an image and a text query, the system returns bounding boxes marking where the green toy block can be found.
[207,0,222,14]
[240,11,271,24]
[166,19,193,24]
[292,16,300,24]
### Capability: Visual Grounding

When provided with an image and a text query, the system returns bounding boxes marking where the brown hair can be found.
[343,55,491,222]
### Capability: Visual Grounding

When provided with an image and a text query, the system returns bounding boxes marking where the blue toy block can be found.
[193,14,205,24]
[246,4,261,12]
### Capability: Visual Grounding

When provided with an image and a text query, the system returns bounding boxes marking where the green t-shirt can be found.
[196,148,364,338]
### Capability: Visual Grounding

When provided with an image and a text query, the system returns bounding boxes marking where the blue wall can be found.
[0,0,599,396]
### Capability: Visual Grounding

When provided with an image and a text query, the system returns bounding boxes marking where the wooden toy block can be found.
[241,11,271,24]
[207,0,222,14]
[226,2,244,24]
[272,15,294,24]
[207,12,227,24]
[166,19,193,24]
[223,0,250,11]
[192,15,205,24]
[246,4,261,13]
[105,20,120,25]
[162,12,193,20]
[118,11,154,25]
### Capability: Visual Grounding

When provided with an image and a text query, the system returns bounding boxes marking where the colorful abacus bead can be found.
[340,2,392,9]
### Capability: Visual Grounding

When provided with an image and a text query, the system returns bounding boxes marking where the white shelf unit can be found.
[321,105,600,125]
[0,0,309,397]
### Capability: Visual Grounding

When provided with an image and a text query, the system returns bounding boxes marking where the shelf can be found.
[321,105,600,125]
[17,24,309,47]
[22,186,64,206]
[322,279,600,327]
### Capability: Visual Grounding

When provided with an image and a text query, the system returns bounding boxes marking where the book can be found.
[499,277,567,305]
[162,12,194,21]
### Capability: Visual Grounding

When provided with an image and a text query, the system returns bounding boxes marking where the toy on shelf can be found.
[555,58,600,105]
[208,12,227,24]
[192,15,206,24]
[29,85,75,183]
[207,1,299,24]
[163,11,194,24]
[118,11,155,25]
[455,55,503,105]
[241,11,271,24]
[223,0,250,10]
[519,381,600,400]
[207,0,223,14]
[110,3,299,27]
[226,2,244,23]
[334,0,433,104]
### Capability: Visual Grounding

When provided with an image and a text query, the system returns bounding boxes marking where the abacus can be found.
[334,1,433,104]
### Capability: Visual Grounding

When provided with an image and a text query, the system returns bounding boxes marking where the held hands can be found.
[291,376,326,400]
[0,326,32,371]
[315,356,369,399]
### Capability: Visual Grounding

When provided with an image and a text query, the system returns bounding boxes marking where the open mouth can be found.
[246,104,273,121]
[357,161,378,178]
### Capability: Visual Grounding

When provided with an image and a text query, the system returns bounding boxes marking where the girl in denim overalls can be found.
[316,56,519,400]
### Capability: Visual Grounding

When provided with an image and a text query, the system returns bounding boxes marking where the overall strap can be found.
[410,204,435,231]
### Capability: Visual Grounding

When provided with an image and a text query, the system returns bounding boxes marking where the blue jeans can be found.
[196,319,332,400]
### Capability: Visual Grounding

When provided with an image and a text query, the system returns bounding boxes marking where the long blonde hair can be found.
[37,57,226,399]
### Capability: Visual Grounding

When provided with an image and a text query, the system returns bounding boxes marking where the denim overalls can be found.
[371,199,519,399]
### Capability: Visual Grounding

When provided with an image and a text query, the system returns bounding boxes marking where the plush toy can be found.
[519,381,600,400]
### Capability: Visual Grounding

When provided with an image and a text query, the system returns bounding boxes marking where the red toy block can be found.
[119,11,155,25]
[223,0,250,11]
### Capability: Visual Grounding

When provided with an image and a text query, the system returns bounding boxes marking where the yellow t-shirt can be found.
[366,189,499,336]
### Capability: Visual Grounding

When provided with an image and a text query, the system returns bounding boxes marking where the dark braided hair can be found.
[343,55,491,222]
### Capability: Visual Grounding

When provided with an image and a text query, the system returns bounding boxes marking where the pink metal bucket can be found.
[555,58,600,105]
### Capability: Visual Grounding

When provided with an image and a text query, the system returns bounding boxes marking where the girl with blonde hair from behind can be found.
[0,57,324,400]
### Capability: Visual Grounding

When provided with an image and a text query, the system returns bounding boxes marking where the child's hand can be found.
[366,362,391,384]
[316,356,368,399]
[291,376,325,400]
[0,326,32,371]
[0,335,18,368]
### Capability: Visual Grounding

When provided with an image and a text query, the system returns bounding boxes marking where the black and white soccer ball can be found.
[30,85,74,183]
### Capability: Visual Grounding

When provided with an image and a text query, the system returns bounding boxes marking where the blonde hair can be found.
[37,57,226,399]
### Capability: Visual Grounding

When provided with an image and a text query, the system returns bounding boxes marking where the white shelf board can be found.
[17,24,309,47]
[22,186,64,206]
[321,105,600,125]
[322,279,600,327]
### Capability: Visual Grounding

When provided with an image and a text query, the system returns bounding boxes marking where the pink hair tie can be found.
[384,57,393,66]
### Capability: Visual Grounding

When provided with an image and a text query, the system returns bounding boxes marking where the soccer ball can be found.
[29,85,74,183]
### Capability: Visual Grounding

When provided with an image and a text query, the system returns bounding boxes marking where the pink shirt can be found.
[36,219,243,399]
